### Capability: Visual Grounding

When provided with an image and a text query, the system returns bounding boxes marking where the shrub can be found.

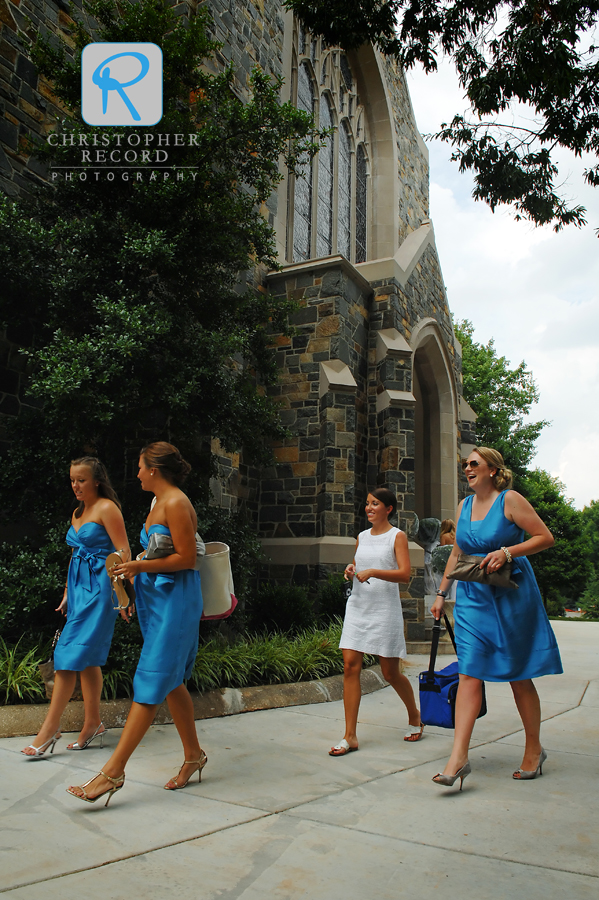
[0,527,70,647]
[244,582,317,635]
[315,572,348,624]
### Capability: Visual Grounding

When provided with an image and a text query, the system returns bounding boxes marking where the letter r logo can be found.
[82,43,163,126]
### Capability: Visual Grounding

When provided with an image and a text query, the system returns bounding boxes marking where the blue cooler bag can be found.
[419,614,486,728]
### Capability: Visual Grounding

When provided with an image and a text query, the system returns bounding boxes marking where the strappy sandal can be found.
[105,552,130,610]
[404,723,425,742]
[328,739,358,757]
[164,750,208,790]
[66,770,125,807]
[21,731,61,758]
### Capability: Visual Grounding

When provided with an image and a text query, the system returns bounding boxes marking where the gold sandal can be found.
[164,750,208,790]
[66,770,125,807]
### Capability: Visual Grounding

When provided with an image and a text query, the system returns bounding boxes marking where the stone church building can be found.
[0,0,476,644]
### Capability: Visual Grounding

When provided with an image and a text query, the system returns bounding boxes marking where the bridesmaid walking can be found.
[67,442,205,806]
[431,447,562,790]
[22,457,130,758]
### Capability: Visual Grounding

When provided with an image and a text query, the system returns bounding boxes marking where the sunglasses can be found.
[461,459,482,471]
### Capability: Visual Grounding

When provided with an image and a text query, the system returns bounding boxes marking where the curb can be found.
[0,665,387,739]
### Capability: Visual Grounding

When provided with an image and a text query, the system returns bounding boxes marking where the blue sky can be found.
[406,63,599,510]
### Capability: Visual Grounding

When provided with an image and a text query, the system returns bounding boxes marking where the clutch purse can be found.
[448,553,519,590]
[144,532,206,571]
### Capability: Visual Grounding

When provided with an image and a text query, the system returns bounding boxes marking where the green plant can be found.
[244,582,317,635]
[0,637,45,704]
[189,621,369,693]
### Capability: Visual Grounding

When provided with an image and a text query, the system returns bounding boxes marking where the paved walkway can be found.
[1,621,597,898]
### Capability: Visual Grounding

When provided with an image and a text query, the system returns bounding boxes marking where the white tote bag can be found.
[200,542,237,619]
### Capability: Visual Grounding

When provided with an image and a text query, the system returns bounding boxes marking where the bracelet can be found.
[436,590,447,598]
[501,546,513,563]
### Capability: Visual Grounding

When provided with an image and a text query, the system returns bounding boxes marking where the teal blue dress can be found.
[454,492,562,682]
[54,522,118,671]
[133,524,203,704]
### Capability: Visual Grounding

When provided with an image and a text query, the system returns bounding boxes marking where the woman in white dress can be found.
[329,488,423,756]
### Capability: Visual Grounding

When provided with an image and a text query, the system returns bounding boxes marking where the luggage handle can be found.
[426,612,457,680]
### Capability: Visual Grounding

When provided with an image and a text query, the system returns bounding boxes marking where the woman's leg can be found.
[441,674,483,775]
[163,683,204,787]
[510,679,542,771]
[332,649,364,751]
[22,670,76,754]
[67,666,104,748]
[378,657,421,727]
[67,700,157,799]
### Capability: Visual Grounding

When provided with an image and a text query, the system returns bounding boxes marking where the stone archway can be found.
[411,320,458,521]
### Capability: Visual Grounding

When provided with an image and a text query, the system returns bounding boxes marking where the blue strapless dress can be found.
[54,523,118,671]
[454,492,563,682]
[133,524,203,705]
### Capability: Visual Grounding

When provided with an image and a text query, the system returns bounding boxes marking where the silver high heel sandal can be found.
[67,723,107,751]
[432,761,471,791]
[513,748,547,780]
[21,732,61,759]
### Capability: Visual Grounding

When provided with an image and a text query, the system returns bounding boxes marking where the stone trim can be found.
[356,221,435,287]
[319,359,357,397]
[460,396,478,421]
[261,536,424,567]
[376,389,416,413]
[266,254,373,296]
[376,328,413,362]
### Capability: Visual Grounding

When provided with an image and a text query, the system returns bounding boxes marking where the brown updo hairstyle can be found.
[440,518,456,539]
[71,456,121,518]
[141,442,191,486]
[369,486,397,517]
[473,447,513,490]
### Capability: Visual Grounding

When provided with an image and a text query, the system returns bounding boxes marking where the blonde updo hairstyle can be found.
[141,442,191,486]
[474,447,513,491]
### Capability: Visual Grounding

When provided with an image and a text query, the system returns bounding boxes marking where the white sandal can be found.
[404,723,425,742]
[328,739,359,757]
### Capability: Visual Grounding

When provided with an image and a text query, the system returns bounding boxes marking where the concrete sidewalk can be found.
[1,621,597,899]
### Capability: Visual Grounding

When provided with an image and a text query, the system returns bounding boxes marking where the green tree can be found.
[581,500,599,572]
[286,0,599,230]
[520,469,592,605]
[0,0,319,529]
[454,319,548,478]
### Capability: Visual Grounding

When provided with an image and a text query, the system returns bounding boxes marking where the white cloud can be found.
[406,64,599,508]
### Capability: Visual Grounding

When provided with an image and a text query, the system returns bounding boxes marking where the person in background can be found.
[440,519,456,546]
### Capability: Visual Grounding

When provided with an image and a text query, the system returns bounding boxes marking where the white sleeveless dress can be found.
[339,526,407,658]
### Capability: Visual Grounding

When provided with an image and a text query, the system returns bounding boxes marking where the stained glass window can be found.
[337,123,351,259]
[317,95,334,258]
[291,26,368,264]
[356,144,367,263]
[293,62,314,262]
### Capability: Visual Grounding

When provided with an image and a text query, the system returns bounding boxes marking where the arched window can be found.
[337,122,351,259]
[289,27,369,264]
[293,62,314,263]
[317,95,334,257]
[356,144,367,263]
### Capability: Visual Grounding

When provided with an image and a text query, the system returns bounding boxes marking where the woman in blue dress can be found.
[67,442,204,806]
[22,457,130,758]
[431,447,562,790]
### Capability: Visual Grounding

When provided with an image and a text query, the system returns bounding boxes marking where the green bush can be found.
[315,572,349,624]
[189,621,376,693]
[244,582,317,635]
[580,573,599,619]
[0,527,70,647]
[545,590,567,617]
